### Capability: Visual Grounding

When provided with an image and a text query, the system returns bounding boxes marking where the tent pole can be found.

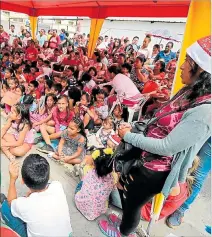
[29,16,38,40]
[88,18,105,58]
[171,0,211,96]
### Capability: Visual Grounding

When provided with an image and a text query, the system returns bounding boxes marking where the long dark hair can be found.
[72,117,87,147]
[94,149,113,178]
[13,103,32,131]
[186,61,211,102]
[44,93,57,113]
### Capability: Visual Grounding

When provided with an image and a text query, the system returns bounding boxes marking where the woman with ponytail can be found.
[98,36,211,237]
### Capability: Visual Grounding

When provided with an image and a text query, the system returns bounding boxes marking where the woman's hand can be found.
[119,122,132,130]
[118,126,131,138]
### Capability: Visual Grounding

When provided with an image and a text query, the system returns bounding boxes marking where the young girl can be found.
[74,92,95,130]
[31,93,57,131]
[51,117,87,164]
[96,117,115,147]
[1,68,14,96]
[74,149,117,221]
[36,95,74,153]
[93,89,109,125]
[60,77,69,95]
[36,74,45,95]
[1,103,34,160]
[111,104,128,130]
[1,77,19,113]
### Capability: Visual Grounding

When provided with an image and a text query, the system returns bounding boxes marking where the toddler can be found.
[96,117,115,147]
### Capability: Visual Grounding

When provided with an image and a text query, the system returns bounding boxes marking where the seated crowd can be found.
[0,24,206,237]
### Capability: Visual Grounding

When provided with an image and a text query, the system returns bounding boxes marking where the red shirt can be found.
[25,47,38,62]
[62,57,80,66]
[24,72,42,83]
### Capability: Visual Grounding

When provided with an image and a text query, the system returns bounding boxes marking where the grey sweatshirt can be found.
[123,103,211,197]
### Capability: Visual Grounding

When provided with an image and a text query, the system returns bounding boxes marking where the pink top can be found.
[12,122,34,144]
[75,169,115,220]
[52,107,74,132]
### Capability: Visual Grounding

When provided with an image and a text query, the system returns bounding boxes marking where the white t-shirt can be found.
[97,42,107,50]
[137,46,152,59]
[112,73,140,99]
[85,79,96,90]
[11,181,72,237]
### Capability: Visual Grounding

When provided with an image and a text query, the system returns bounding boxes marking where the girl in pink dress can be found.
[35,95,74,153]
[1,103,34,160]
[30,93,57,131]
[75,149,117,220]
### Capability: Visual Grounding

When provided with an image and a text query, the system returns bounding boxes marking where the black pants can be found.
[118,164,169,236]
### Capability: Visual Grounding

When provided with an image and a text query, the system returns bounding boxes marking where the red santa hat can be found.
[109,134,121,146]
[187,36,211,74]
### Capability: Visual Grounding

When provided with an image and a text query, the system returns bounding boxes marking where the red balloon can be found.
[142,80,159,94]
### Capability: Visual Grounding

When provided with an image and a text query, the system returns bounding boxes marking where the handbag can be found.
[113,101,211,176]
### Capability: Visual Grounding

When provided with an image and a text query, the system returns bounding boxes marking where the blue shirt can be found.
[59,33,66,41]
[154,50,176,64]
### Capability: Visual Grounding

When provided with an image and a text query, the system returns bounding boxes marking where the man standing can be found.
[132,36,140,52]
[154,41,176,65]
[37,29,47,47]
[8,25,18,46]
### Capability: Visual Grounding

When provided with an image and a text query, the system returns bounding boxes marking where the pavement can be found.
[0,117,211,237]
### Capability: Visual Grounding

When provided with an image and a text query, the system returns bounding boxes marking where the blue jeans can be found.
[0,199,27,237]
[179,138,211,213]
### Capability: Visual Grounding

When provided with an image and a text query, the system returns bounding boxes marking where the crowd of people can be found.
[0,23,211,237]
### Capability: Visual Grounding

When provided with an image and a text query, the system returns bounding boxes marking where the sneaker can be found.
[37,144,54,153]
[108,213,122,228]
[166,210,184,229]
[98,219,137,237]
[34,136,43,144]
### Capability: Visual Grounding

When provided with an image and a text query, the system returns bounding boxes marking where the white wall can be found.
[80,19,185,51]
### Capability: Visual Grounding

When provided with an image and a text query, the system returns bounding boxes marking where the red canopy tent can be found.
[0,0,190,56]
[1,0,190,18]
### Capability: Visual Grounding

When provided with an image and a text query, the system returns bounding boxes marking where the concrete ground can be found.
[0,117,211,237]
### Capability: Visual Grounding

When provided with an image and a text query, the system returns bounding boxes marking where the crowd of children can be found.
[1,25,201,237]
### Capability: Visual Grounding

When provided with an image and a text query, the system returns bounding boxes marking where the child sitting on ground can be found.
[96,117,115,147]
[74,92,95,130]
[50,117,87,164]
[75,148,117,221]
[31,93,57,132]
[0,154,73,237]
[111,104,128,130]
[35,95,74,153]
[93,89,109,125]
[1,103,34,160]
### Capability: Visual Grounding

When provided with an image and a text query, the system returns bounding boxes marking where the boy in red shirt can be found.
[25,40,38,63]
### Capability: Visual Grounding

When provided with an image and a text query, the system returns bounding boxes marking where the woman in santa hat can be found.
[98,36,211,237]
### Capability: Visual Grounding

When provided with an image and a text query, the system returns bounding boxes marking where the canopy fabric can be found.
[1,0,190,17]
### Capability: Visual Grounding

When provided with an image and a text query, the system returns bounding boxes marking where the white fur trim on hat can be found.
[187,36,211,74]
